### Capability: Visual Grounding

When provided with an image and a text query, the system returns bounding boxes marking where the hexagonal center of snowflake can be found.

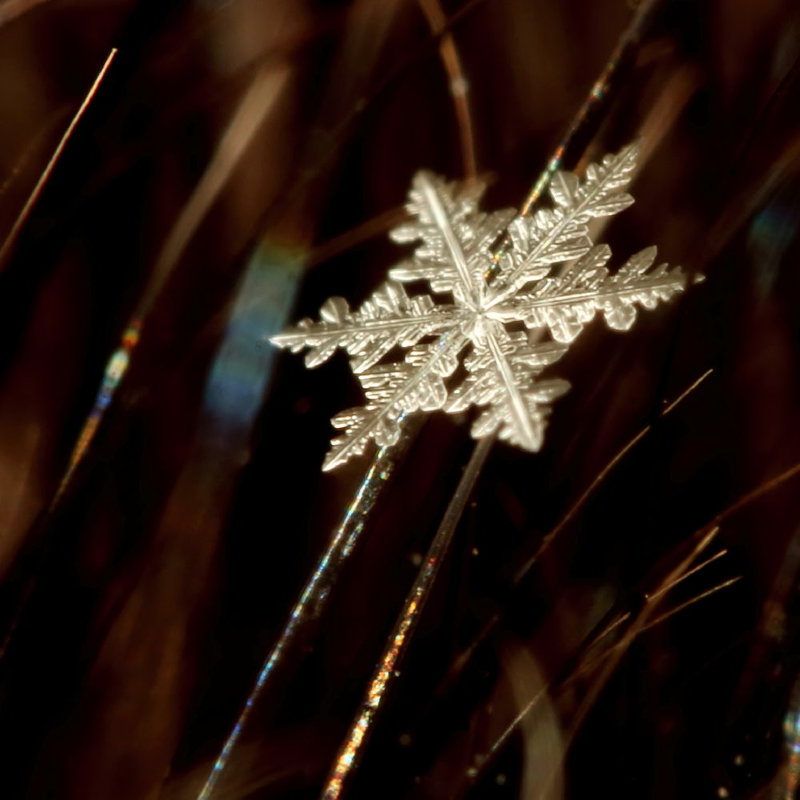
[466,307,503,342]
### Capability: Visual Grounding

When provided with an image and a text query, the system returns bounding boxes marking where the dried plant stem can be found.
[416,0,478,179]
[309,206,407,267]
[479,526,719,797]
[478,568,740,780]
[584,548,730,653]
[320,435,494,800]
[438,368,712,691]
[516,368,714,579]
[642,576,742,632]
[540,525,720,799]
[0,48,118,270]
[474,458,800,785]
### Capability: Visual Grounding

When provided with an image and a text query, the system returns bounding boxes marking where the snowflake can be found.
[272,143,696,471]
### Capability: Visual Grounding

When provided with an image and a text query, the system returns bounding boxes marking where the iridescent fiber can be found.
[321,436,493,799]
[197,417,415,800]
[519,0,660,216]
[53,319,140,503]
[483,0,661,281]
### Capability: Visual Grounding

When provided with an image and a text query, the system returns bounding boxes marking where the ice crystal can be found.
[272,143,695,471]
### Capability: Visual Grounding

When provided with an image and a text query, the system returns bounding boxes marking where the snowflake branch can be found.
[484,333,541,450]
[487,143,640,304]
[492,246,693,342]
[323,329,468,470]
[272,282,463,372]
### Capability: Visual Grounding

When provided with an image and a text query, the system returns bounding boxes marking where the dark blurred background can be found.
[0,0,799,798]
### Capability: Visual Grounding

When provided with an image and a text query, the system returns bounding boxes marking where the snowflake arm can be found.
[323,330,468,471]
[490,245,692,343]
[271,281,463,373]
[388,172,515,296]
[487,143,639,301]
[446,327,570,450]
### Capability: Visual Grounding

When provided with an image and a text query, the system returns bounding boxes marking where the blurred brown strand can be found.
[635,63,701,165]
[0,108,68,197]
[701,136,800,268]
[0,0,49,27]
[0,48,117,271]
[228,0,404,273]
[501,643,563,800]
[138,64,290,318]
[416,0,478,179]
[588,610,632,650]
[309,206,407,267]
